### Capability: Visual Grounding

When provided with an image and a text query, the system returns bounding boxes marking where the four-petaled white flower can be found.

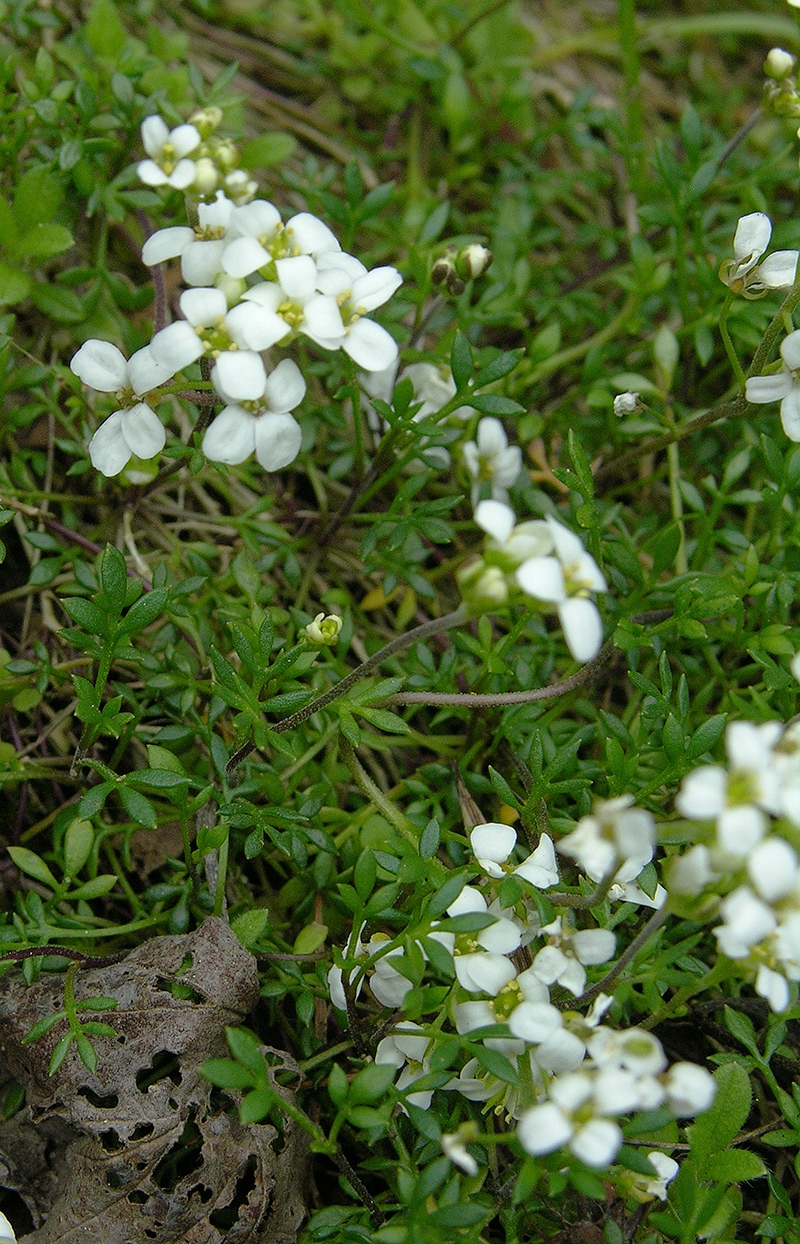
[137,116,200,189]
[462,417,522,506]
[745,328,800,441]
[469,823,559,888]
[719,212,799,298]
[71,340,171,476]
[202,358,306,472]
[141,192,235,286]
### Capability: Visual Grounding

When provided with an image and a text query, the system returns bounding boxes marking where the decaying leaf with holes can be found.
[0,918,309,1242]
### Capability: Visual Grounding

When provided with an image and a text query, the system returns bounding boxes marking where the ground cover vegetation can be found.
[2,0,800,1240]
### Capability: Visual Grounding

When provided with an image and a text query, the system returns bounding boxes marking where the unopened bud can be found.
[224,169,258,205]
[765,48,796,81]
[613,391,641,417]
[188,107,223,138]
[456,243,493,280]
[456,558,509,611]
[191,157,220,196]
[214,139,239,172]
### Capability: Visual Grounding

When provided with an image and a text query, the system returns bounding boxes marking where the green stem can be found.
[640,957,730,1031]
[666,441,688,575]
[339,735,417,843]
[226,606,469,774]
[718,291,745,387]
[213,829,229,919]
[618,0,644,199]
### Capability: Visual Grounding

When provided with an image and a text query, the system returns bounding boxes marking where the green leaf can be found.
[17,223,73,261]
[450,332,473,391]
[69,875,118,900]
[118,786,157,829]
[30,283,85,324]
[200,1058,256,1090]
[704,1149,766,1182]
[338,710,361,748]
[349,1062,396,1104]
[231,909,270,950]
[76,1033,98,1073]
[99,544,128,615]
[686,1061,751,1162]
[118,587,169,635]
[328,1062,349,1107]
[723,1005,759,1057]
[419,818,440,860]
[61,597,109,634]
[23,1012,65,1043]
[13,167,63,228]
[146,745,185,775]
[49,1033,73,1076]
[225,1026,265,1075]
[240,1086,273,1124]
[469,393,524,415]
[63,819,94,878]
[473,348,524,388]
[8,847,59,890]
[424,869,472,919]
[240,133,296,167]
[0,264,30,307]
[84,0,128,55]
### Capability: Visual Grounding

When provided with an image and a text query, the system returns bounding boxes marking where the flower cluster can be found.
[719,212,798,299]
[71,114,402,477]
[327,803,713,1180]
[457,500,608,661]
[675,718,800,1010]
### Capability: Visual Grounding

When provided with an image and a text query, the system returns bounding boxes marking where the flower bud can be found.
[214,139,239,172]
[191,157,220,196]
[765,48,796,81]
[188,106,224,137]
[456,558,509,611]
[305,613,343,646]
[456,243,493,280]
[224,169,258,205]
[613,391,641,417]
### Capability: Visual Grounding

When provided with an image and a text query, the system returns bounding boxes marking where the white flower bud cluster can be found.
[70,114,402,478]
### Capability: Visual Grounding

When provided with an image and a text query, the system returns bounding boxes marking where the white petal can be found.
[88,410,130,475]
[757,250,799,288]
[120,403,165,459]
[141,115,168,157]
[169,124,201,159]
[275,255,318,300]
[536,1029,586,1073]
[756,964,790,1012]
[470,823,517,869]
[149,322,204,374]
[222,235,271,278]
[230,199,282,239]
[202,406,256,464]
[572,928,616,965]
[180,286,227,327]
[514,835,559,888]
[141,227,194,266]
[781,389,800,441]
[263,359,306,412]
[226,301,289,351]
[287,211,341,255]
[733,212,771,262]
[571,1119,622,1168]
[516,556,565,602]
[455,951,516,994]
[447,885,487,916]
[676,766,726,820]
[211,351,267,402]
[748,837,799,902]
[168,159,198,191]
[137,159,169,186]
[351,266,403,312]
[745,373,793,405]
[475,499,515,542]
[517,1103,572,1155]
[342,318,398,371]
[508,1001,562,1043]
[127,346,173,395]
[558,598,604,662]
[181,240,226,287]
[71,340,128,392]
[254,412,303,471]
[301,294,346,342]
[477,917,521,955]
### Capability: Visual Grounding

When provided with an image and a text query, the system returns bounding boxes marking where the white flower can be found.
[442,1130,480,1175]
[613,391,641,417]
[765,48,796,79]
[623,1151,679,1202]
[469,823,559,888]
[71,340,171,477]
[676,721,783,855]
[148,286,283,400]
[305,613,343,646]
[327,922,365,1010]
[715,885,777,959]
[719,213,799,298]
[508,996,587,1072]
[313,253,403,370]
[462,417,522,505]
[142,192,235,286]
[517,1071,624,1168]
[557,796,655,888]
[137,116,200,189]
[221,201,340,278]
[746,329,800,441]
[202,358,306,472]
[588,1027,667,1077]
[747,836,800,904]
[446,885,521,994]
[515,517,607,662]
[376,1022,433,1110]
[530,916,616,997]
